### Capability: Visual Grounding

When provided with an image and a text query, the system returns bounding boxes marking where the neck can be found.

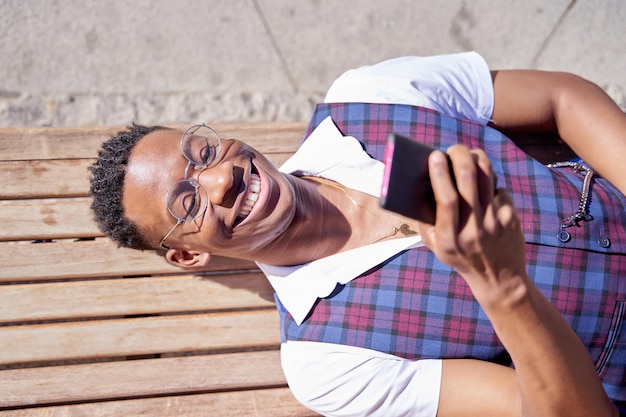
[254,175,417,266]
[253,175,352,265]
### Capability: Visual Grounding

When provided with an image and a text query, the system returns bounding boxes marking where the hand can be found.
[417,145,528,306]
[419,145,619,417]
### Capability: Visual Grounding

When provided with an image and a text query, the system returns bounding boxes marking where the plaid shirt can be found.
[277,102,626,401]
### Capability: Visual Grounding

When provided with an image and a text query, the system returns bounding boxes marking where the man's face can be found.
[122,128,297,260]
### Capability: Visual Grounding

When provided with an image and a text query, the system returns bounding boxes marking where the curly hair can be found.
[89,124,169,250]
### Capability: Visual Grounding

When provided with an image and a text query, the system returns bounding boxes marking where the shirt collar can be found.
[257,116,423,325]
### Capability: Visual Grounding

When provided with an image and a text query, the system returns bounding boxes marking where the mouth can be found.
[233,166,261,227]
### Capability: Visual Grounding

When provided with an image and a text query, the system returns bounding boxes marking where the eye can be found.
[197,142,219,165]
[181,125,222,167]
[179,190,201,220]
[166,180,207,221]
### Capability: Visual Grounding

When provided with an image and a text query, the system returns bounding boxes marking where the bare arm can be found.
[419,147,618,417]
[490,70,626,195]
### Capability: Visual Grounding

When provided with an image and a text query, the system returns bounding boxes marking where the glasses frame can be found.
[159,124,221,250]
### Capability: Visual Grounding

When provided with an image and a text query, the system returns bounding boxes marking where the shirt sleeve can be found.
[281,341,442,417]
[324,51,494,125]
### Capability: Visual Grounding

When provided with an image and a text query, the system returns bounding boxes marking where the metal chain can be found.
[547,161,594,229]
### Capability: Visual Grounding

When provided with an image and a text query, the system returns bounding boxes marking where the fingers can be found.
[492,188,522,236]
[448,146,495,216]
[470,148,496,215]
[419,145,528,293]
[418,145,499,269]
[447,146,482,235]
[427,149,459,234]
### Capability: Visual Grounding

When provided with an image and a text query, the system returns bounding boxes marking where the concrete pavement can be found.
[1,0,624,127]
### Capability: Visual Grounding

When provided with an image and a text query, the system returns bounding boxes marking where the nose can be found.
[196,160,238,207]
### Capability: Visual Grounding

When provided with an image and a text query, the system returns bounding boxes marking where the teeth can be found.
[239,174,261,219]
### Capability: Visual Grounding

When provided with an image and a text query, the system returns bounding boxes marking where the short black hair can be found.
[89,124,168,250]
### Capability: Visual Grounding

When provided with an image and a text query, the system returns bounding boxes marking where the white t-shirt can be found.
[263,51,494,417]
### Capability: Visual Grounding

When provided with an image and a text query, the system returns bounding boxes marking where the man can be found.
[90,52,625,416]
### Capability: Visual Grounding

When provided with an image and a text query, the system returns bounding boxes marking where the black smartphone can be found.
[379,133,455,224]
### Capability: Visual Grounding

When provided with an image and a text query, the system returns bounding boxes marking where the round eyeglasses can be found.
[159,124,222,250]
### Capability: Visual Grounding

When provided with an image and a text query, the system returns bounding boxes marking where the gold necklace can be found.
[314,177,418,243]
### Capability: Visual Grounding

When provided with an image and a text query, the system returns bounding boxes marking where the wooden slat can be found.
[0,148,296,200]
[0,310,279,366]
[0,388,317,417]
[0,198,96,241]
[0,123,311,416]
[0,238,257,281]
[0,350,287,407]
[0,122,306,161]
[0,272,275,324]
[0,160,92,200]
[1,125,115,160]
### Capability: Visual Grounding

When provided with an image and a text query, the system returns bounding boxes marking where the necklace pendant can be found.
[399,223,418,237]
[316,177,419,243]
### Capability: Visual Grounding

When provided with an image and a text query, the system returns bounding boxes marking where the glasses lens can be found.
[165,179,208,221]
[181,125,222,168]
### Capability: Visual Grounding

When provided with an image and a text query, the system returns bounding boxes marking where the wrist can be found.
[468,271,532,315]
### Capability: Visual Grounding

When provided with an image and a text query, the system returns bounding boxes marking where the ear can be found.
[165,249,212,268]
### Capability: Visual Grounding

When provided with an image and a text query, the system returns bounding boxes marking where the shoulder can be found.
[324,52,494,124]
[281,341,442,417]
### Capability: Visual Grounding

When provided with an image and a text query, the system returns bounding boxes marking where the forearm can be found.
[474,274,618,417]
[491,70,626,195]
[551,74,626,194]
[424,148,618,416]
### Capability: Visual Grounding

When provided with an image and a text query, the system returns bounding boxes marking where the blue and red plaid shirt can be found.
[276,102,626,401]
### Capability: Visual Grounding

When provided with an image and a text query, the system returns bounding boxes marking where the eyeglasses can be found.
[159,124,222,250]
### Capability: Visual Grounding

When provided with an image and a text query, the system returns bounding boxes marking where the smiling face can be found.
[122,128,298,261]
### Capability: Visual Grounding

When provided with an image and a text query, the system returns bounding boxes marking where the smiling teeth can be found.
[239,174,261,219]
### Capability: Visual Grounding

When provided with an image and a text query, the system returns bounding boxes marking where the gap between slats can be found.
[0,272,275,324]
[0,387,317,416]
[0,310,281,366]
[0,238,258,281]
[0,350,288,408]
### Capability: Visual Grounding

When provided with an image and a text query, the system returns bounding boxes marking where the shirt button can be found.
[557,230,571,243]
[597,236,611,248]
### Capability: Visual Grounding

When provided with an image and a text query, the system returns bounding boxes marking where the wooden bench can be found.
[0,120,575,416]
[0,123,319,416]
